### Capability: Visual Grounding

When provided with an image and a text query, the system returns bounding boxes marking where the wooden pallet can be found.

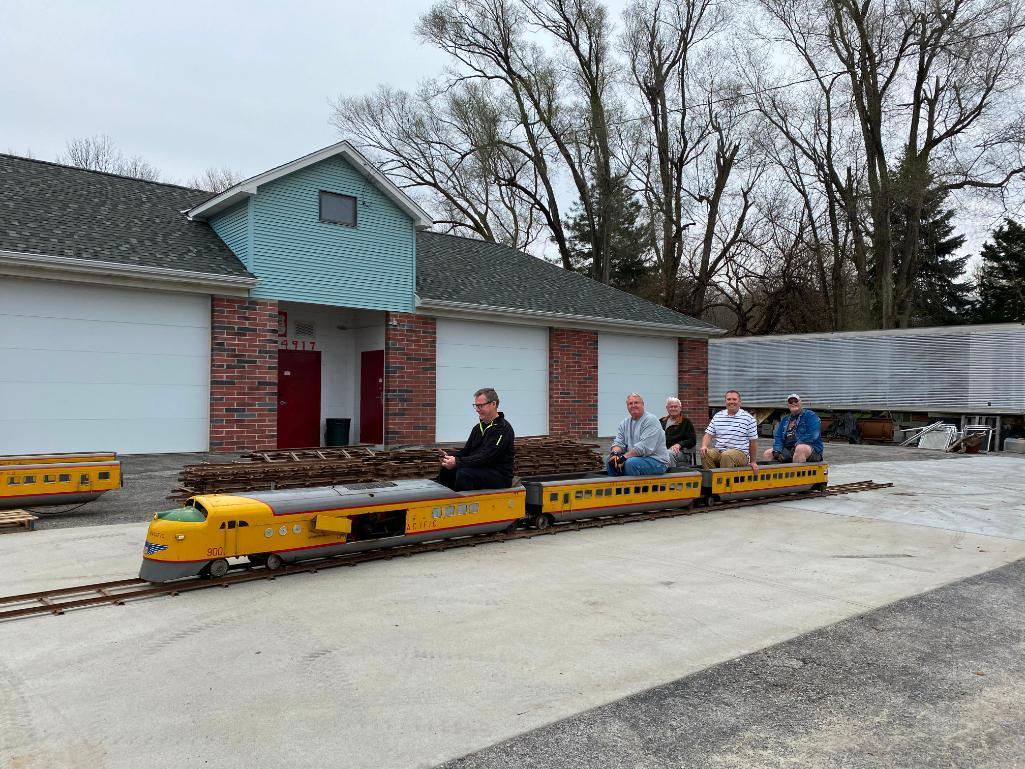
[0,510,38,533]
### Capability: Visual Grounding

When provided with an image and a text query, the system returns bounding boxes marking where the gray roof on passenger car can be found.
[0,154,252,277]
[415,231,721,333]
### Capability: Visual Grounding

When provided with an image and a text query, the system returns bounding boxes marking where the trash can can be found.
[325,418,351,447]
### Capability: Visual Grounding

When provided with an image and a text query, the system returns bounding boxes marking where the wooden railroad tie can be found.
[0,510,39,534]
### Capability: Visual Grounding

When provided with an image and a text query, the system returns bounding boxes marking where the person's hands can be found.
[700,445,709,456]
[750,462,759,474]
[671,444,681,454]
[441,455,457,470]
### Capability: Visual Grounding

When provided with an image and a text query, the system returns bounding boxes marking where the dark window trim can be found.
[319,190,357,227]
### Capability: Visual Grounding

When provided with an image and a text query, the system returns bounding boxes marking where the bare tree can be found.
[58,135,161,181]
[333,82,544,251]
[755,0,1025,328]
[188,166,242,194]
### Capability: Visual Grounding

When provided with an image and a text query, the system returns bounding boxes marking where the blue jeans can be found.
[607,456,668,476]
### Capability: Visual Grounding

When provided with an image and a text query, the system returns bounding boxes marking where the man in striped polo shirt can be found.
[700,390,759,472]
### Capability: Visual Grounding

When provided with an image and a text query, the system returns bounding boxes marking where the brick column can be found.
[209,296,278,452]
[549,328,598,438]
[385,313,436,445]
[678,338,709,431]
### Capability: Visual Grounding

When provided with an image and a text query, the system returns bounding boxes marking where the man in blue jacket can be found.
[762,394,824,463]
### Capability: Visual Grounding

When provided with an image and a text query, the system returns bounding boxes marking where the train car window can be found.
[444,505,455,517]
[549,493,558,502]
[24,475,35,484]
[239,521,249,527]
[433,507,442,518]
[44,474,56,483]
[641,485,648,493]
[575,490,583,500]
[99,471,110,480]
[59,473,71,482]
[725,478,731,487]
[563,493,570,504]
[457,504,467,514]
[615,487,623,495]
[80,474,88,484]
[469,502,479,512]
[584,490,593,499]
[6,477,19,485]
[219,522,226,529]
[226,521,237,529]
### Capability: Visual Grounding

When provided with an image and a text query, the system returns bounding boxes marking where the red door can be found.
[277,350,321,449]
[360,349,384,444]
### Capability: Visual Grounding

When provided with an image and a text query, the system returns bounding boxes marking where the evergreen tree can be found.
[904,191,971,325]
[889,155,972,326]
[564,177,652,296]
[974,219,1025,323]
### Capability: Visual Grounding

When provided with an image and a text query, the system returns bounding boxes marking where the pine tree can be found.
[974,219,1025,323]
[905,191,971,325]
[889,154,972,326]
[564,177,652,296]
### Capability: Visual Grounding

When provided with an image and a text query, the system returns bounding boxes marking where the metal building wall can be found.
[709,324,1025,413]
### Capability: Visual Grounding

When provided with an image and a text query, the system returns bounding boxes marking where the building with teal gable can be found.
[194,142,430,313]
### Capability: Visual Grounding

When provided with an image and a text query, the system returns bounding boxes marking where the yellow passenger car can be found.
[522,470,704,528]
[701,462,828,501]
[0,457,122,510]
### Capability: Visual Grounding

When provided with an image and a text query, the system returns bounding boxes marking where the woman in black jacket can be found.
[660,397,696,467]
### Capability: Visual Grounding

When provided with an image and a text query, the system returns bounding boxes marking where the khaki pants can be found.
[702,448,749,469]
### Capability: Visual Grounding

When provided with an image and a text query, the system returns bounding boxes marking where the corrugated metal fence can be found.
[709,324,1025,413]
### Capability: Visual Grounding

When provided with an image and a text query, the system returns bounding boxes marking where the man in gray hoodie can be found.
[607,393,673,476]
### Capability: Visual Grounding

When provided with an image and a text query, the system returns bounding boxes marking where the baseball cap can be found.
[786,393,801,403]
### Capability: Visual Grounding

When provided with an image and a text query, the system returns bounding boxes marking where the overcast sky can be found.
[1,0,449,184]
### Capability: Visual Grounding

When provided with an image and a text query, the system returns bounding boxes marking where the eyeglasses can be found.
[472,401,496,410]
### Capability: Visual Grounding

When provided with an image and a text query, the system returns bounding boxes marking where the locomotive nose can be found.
[139,506,209,582]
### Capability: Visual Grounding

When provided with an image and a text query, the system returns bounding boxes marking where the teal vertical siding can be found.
[209,201,251,270]
[249,156,415,312]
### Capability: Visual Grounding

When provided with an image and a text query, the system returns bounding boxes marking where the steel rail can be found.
[0,480,890,621]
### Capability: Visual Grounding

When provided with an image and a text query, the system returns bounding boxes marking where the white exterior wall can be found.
[435,319,548,442]
[0,277,210,454]
[597,334,678,436]
[709,324,1025,413]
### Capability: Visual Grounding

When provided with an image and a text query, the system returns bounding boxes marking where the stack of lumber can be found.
[171,437,602,500]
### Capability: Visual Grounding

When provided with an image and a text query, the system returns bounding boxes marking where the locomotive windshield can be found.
[154,507,207,522]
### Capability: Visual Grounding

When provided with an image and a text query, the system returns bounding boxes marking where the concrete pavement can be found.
[1,455,1023,768]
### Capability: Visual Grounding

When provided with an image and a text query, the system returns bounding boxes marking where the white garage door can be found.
[598,334,678,435]
[436,319,548,442]
[0,277,211,454]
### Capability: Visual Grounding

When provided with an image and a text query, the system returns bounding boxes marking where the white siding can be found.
[709,325,1025,412]
[436,319,548,442]
[0,278,210,453]
[598,334,678,436]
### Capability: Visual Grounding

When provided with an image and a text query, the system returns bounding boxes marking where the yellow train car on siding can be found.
[0,457,122,510]
[0,451,117,467]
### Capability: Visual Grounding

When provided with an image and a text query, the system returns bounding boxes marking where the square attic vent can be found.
[295,320,316,337]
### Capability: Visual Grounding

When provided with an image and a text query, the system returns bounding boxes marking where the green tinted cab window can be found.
[155,507,207,522]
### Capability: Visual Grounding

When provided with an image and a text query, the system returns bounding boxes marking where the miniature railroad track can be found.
[0,480,891,621]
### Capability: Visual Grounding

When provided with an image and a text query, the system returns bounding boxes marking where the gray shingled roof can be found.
[0,154,251,277]
[415,231,721,333]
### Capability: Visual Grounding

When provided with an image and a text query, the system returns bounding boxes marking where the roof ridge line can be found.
[0,153,208,194]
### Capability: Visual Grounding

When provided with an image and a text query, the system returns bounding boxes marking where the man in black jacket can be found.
[437,387,515,491]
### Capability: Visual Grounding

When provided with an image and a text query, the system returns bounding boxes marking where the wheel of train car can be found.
[265,553,284,571]
[207,558,229,579]
[534,514,554,531]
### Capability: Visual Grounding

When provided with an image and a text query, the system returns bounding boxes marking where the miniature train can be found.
[0,452,122,510]
[140,462,827,582]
